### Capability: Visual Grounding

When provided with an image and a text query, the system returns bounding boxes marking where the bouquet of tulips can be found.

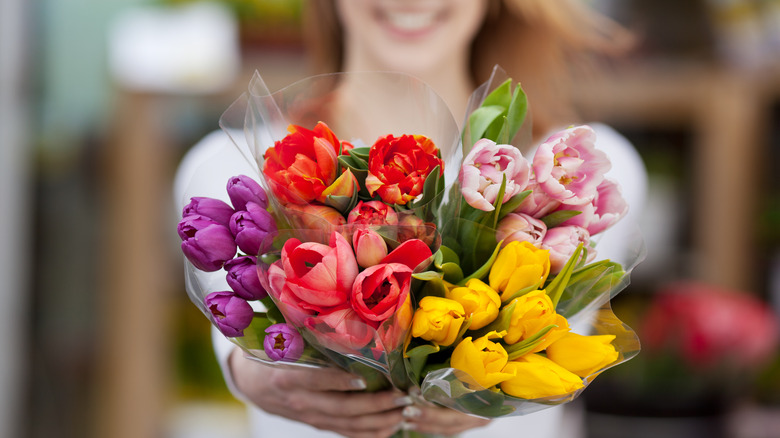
[177,67,644,421]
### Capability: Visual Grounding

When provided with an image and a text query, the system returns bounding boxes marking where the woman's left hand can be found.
[400,404,491,436]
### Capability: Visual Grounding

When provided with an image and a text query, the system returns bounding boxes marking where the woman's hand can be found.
[229,348,410,438]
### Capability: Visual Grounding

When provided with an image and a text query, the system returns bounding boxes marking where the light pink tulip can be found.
[280,232,358,311]
[352,228,389,268]
[496,212,547,246]
[587,178,628,235]
[515,180,560,218]
[533,125,611,205]
[542,225,596,274]
[460,138,530,211]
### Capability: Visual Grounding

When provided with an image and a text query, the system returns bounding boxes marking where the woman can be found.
[175,0,646,437]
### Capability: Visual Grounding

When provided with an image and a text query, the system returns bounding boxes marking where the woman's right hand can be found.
[229,348,412,438]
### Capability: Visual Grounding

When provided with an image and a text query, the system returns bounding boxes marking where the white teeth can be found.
[385,11,436,31]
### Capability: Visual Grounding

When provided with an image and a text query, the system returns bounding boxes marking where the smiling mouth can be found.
[379,8,443,36]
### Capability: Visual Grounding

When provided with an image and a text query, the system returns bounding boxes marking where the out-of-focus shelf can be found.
[573,59,780,291]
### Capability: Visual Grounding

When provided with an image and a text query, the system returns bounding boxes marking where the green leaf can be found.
[541,210,582,228]
[413,271,443,281]
[496,190,531,222]
[410,165,442,209]
[459,240,503,286]
[545,244,584,308]
[504,84,528,143]
[338,153,368,170]
[347,146,371,161]
[505,324,557,360]
[438,245,461,266]
[482,78,513,108]
[440,262,464,284]
[231,313,275,350]
[467,105,505,147]
[405,343,441,383]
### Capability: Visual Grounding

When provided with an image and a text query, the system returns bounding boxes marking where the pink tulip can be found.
[352,228,389,268]
[347,200,399,226]
[542,225,596,273]
[532,125,611,205]
[515,180,561,218]
[460,138,530,211]
[496,212,547,246]
[281,232,358,311]
[351,263,412,326]
[380,238,433,272]
[305,307,374,352]
[265,262,317,326]
[587,178,628,235]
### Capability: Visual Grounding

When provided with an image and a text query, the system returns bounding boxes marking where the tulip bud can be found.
[205,291,254,337]
[503,290,569,348]
[182,197,235,227]
[178,215,237,271]
[546,333,618,377]
[541,225,595,274]
[225,255,267,300]
[496,212,547,246]
[352,228,388,268]
[229,202,277,257]
[347,200,399,226]
[451,331,515,389]
[411,296,465,346]
[489,241,550,301]
[396,213,437,246]
[264,323,305,362]
[446,279,501,330]
[500,354,584,399]
[226,175,269,210]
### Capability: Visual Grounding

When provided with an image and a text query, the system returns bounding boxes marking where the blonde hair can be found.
[302,0,634,135]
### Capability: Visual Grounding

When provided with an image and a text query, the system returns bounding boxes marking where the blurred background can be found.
[2,0,780,437]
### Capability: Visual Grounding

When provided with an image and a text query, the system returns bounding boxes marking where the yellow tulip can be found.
[411,296,465,346]
[546,333,618,377]
[500,354,584,399]
[489,241,550,301]
[446,278,501,330]
[504,290,569,349]
[451,331,515,389]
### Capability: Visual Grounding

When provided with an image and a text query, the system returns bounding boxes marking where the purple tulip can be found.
[182,197,235,227]
[263,323,304,362]
[178,215,237,271]
[225,255,267,300]
[229,202,277,256]
[205,291,254,337]
[227,175,268,210]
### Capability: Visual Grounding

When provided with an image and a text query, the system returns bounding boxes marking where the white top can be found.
[174,123,647,438]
